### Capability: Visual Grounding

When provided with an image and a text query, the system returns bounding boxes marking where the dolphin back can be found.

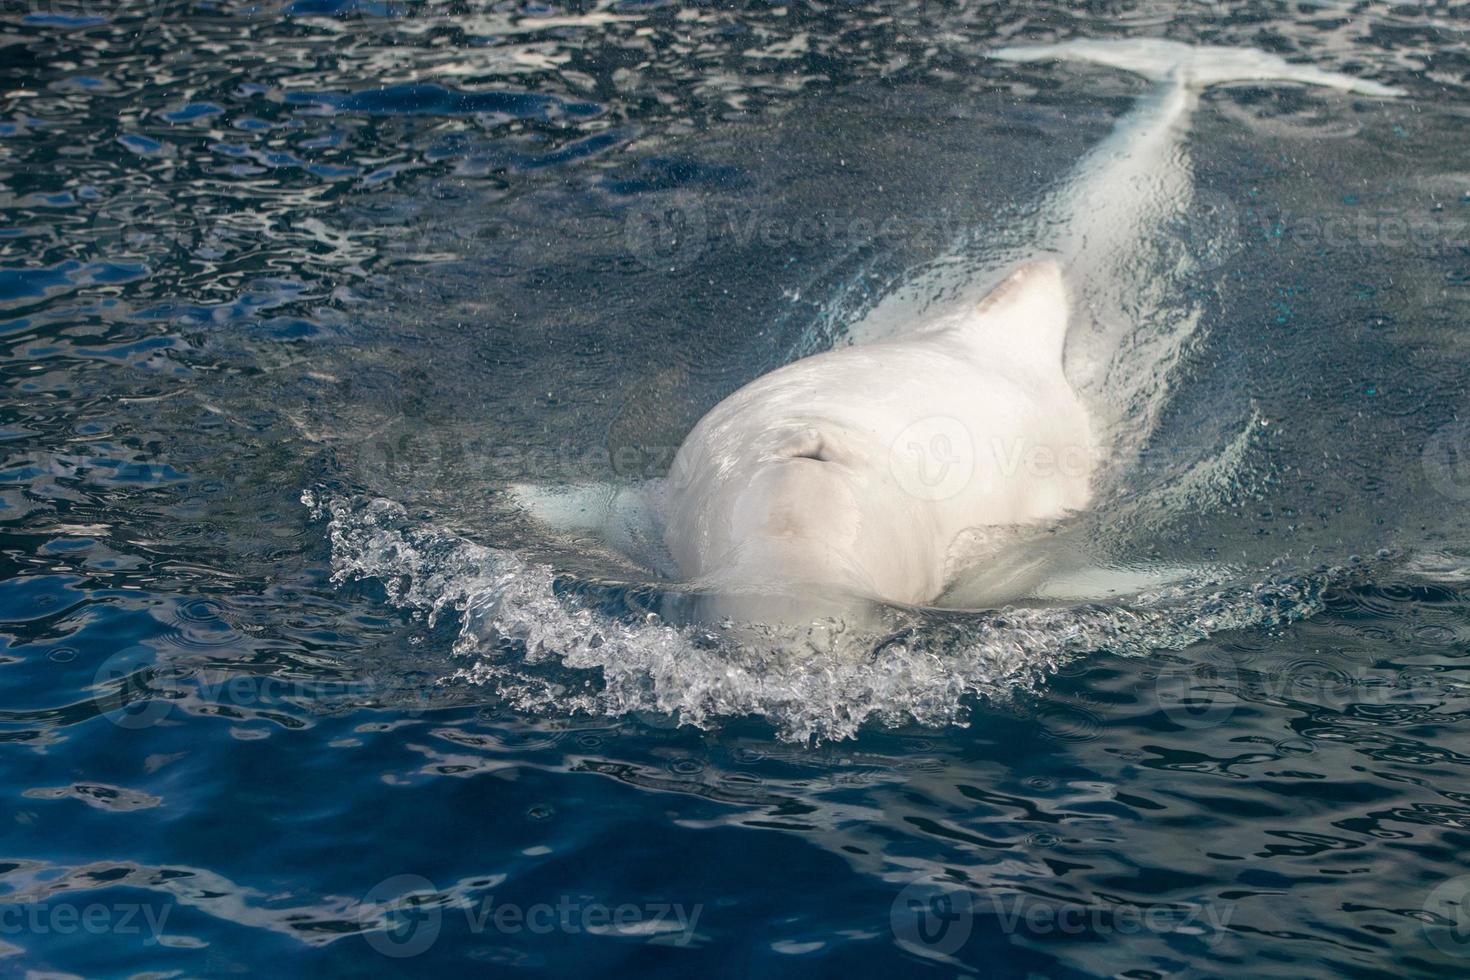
[989,38,1401,97]
[937,260,1071,373]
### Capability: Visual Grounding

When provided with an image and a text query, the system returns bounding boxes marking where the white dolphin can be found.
[513,40,1399,626]
[661,259,1092,624]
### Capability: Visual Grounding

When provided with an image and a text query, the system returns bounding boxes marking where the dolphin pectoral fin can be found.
[939,519,1220,608]
[949,259,1071,369]
[508,479,673,575]
[989,38,1401,97]
[1031,562,1220,602]
[509,480,617,531]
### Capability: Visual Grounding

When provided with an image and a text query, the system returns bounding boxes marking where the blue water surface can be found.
[2,1,1470,977]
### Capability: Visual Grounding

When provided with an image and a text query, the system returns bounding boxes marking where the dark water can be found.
[4,1,1470,976]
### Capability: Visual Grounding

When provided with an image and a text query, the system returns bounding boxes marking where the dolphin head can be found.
[666,420,941,626]
[659,259,1094,629]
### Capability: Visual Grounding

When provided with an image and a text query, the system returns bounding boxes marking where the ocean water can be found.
[3,0,1470,976]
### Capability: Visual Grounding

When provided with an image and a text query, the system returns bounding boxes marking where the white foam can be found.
[306,490,1341,742]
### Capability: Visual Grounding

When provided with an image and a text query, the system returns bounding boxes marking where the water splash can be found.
[307,490,1350,742]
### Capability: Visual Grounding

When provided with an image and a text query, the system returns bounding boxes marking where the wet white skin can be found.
[662,261,1092,623]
